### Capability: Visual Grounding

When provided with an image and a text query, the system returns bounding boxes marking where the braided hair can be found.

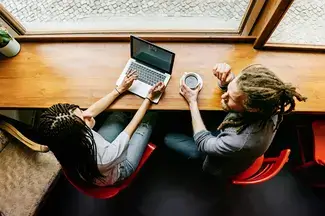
[218,64,307,133]
[38,103,103,185]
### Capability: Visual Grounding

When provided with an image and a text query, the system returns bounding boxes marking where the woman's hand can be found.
[116,69,138,94]
[81,110,96,129]
[180,80,200,106]
[213,63,233,86]
[147,82,166,101]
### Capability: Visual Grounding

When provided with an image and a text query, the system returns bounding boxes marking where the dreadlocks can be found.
[38,103,103,186]
[218,64,307,133]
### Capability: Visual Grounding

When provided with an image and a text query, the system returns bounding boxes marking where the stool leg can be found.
[294,161,317,171]
[296,126,307,164]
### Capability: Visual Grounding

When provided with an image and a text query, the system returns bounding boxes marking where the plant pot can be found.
[0,38,20,57]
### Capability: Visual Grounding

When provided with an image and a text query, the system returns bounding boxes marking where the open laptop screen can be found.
[131,36,175,74]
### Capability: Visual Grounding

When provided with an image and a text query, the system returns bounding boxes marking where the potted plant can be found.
[0,26,20,57]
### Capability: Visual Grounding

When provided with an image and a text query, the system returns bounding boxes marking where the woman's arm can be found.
[124,98,152,136]
[84,89,120,118]
[124,82,165,137]
[84,70,137,118]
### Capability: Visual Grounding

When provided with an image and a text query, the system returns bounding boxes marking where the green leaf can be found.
[3,37,10,44]
[0,37,10,48]
[0,30,11,38]
[0,32,8,38]
[0,28,13,47]
[0,29,12,47]
[0,30,8,34]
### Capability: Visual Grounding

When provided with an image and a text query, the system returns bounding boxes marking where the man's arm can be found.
[194,130,245,156]
[180,67,234,135]
[189,101,206,134]
[179,62,237,154]
[188,100,243,156]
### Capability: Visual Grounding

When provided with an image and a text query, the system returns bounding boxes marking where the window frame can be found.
[253,0,325,51]
[1,1,264,42]
[0,4,25,35]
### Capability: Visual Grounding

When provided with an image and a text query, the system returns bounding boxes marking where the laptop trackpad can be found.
[128,80,151,99]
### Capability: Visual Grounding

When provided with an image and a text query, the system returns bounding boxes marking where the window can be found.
[268,0,325,46]
[1,0,262,35]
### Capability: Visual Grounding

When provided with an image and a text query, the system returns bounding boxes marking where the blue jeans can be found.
[164,131,220,159]
[97,112,156,182]
[164,133,204,159]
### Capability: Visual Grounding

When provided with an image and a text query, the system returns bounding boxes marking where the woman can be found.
[39,70,165,186]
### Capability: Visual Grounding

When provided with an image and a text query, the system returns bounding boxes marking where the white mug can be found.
[184,72,200,89]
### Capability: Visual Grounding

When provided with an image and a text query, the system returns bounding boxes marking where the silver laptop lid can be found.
[130,35,175,75]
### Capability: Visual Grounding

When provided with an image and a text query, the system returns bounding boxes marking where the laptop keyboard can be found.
[129,62,166,86]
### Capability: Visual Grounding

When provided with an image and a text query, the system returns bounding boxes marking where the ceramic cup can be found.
[184,73,200,89]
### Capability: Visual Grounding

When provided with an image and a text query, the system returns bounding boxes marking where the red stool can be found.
[297,121,325,168]
[63,143,156,199]
[296,120,325,187]
[232,149,290,185]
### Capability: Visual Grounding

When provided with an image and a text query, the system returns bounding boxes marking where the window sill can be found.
[16,34,256,43]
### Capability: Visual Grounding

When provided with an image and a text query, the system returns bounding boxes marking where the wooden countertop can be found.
[0,42,324,112]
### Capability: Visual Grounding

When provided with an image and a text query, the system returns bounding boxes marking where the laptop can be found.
[116,36,175,103]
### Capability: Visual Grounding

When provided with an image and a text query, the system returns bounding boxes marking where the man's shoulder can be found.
[223,115,277,138]
[218,128,250,151]
[241,114,279,134]
[238,115,279,150]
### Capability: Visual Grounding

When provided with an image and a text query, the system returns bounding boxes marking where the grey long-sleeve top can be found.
[194,76,279,177]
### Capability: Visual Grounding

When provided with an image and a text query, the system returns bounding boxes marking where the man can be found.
[165,63,307,177]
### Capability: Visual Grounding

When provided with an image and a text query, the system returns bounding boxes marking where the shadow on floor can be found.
[39,146,325,216]
[38,111,325,216]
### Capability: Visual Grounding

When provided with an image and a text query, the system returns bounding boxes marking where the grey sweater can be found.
[194,115,278,177]
[194,76,279,177]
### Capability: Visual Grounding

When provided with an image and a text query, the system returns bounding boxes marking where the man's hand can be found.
[180,80,200,106]
[213,63,233,86]
[147,82,166,101]
[116,69,138,93]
